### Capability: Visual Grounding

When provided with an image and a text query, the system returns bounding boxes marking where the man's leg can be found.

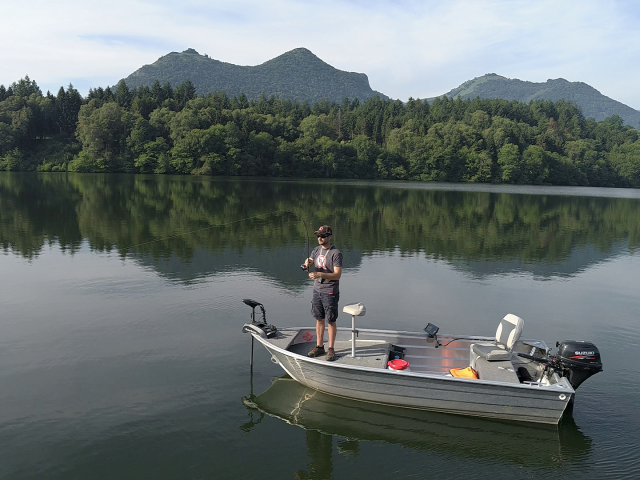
[311,290,325,347]
[315,318,325,347]
[327,321,336,349]
[325,292,339,350]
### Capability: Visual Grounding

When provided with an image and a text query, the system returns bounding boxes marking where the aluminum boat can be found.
[241,299,602,424]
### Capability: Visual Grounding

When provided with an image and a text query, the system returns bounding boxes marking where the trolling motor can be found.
[241,299,278,373]
[518,340,603,390]
[241,299,277,339]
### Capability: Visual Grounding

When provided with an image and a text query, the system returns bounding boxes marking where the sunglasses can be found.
[317,234,330,238]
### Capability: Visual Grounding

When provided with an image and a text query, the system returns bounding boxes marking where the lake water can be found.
[1,173,639,480]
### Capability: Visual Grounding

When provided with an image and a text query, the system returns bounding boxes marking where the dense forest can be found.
[1,75,640,187]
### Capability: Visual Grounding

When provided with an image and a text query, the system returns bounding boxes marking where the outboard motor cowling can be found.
[556,340,603,390]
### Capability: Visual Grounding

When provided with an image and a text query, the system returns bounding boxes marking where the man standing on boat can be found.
[302,225,342,361]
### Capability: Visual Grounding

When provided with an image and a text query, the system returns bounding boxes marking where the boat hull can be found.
[255,334,573,424]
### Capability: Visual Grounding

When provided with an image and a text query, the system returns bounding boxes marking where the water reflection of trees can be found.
[1,173,638,264]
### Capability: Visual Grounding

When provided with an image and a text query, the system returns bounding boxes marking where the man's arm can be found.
[312,266,342,281]
[303,248,317,268]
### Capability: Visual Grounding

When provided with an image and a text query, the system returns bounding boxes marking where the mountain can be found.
[437,74,640,127]
[122,47,387,103]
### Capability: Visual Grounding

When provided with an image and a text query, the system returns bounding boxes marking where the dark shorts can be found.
[311,290,340,323]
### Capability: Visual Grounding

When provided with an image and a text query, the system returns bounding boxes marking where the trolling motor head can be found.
[241,299,277,338]
[242,299,265,320]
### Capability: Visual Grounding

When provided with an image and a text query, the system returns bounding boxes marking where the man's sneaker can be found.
[308,345,325,357]
[326,348,336,361]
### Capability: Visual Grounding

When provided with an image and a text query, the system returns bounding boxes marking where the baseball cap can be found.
[314,225,333,237]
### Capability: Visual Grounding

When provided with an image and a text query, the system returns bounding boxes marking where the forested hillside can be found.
[123,48,386,104]
[439,74,640,127]
[1,76,640,187]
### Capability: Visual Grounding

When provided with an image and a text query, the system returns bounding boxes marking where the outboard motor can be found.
[555,340,603,390]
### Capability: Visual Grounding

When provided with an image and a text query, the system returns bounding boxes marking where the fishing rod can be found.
[299,217,312,272]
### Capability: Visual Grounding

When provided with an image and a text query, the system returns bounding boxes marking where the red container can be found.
[388,359,410,370]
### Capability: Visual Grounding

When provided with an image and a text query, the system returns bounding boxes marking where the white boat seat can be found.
[470,314,524,367]
[343,303,366,317]
[472,344,512,361]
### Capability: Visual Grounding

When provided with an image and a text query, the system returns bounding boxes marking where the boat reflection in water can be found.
[242,376,592,478]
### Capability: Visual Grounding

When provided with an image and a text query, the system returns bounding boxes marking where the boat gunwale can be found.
[250,327,574,394]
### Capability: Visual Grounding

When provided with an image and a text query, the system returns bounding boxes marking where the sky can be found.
[3,0,640,109]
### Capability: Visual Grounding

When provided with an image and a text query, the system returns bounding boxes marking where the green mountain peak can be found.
[439,73,640,126]
[123,47,385,103]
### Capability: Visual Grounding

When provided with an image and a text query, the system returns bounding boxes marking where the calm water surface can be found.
[1,173,639,480]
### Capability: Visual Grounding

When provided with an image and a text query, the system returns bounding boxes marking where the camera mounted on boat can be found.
[241,299,278,338]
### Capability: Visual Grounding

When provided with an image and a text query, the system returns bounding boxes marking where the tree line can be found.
[1,76,639,187]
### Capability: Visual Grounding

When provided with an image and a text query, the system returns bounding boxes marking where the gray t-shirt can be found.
[311,245,343,294]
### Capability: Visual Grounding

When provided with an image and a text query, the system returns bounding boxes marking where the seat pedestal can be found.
[342,302,366,358]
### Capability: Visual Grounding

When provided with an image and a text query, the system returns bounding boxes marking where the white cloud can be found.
[2,0,639,109]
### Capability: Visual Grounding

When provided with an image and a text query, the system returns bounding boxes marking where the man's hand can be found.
[310,267,341,281]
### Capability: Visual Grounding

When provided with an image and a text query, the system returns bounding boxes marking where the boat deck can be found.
[288,340,391,369]
[267,328,544,381]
